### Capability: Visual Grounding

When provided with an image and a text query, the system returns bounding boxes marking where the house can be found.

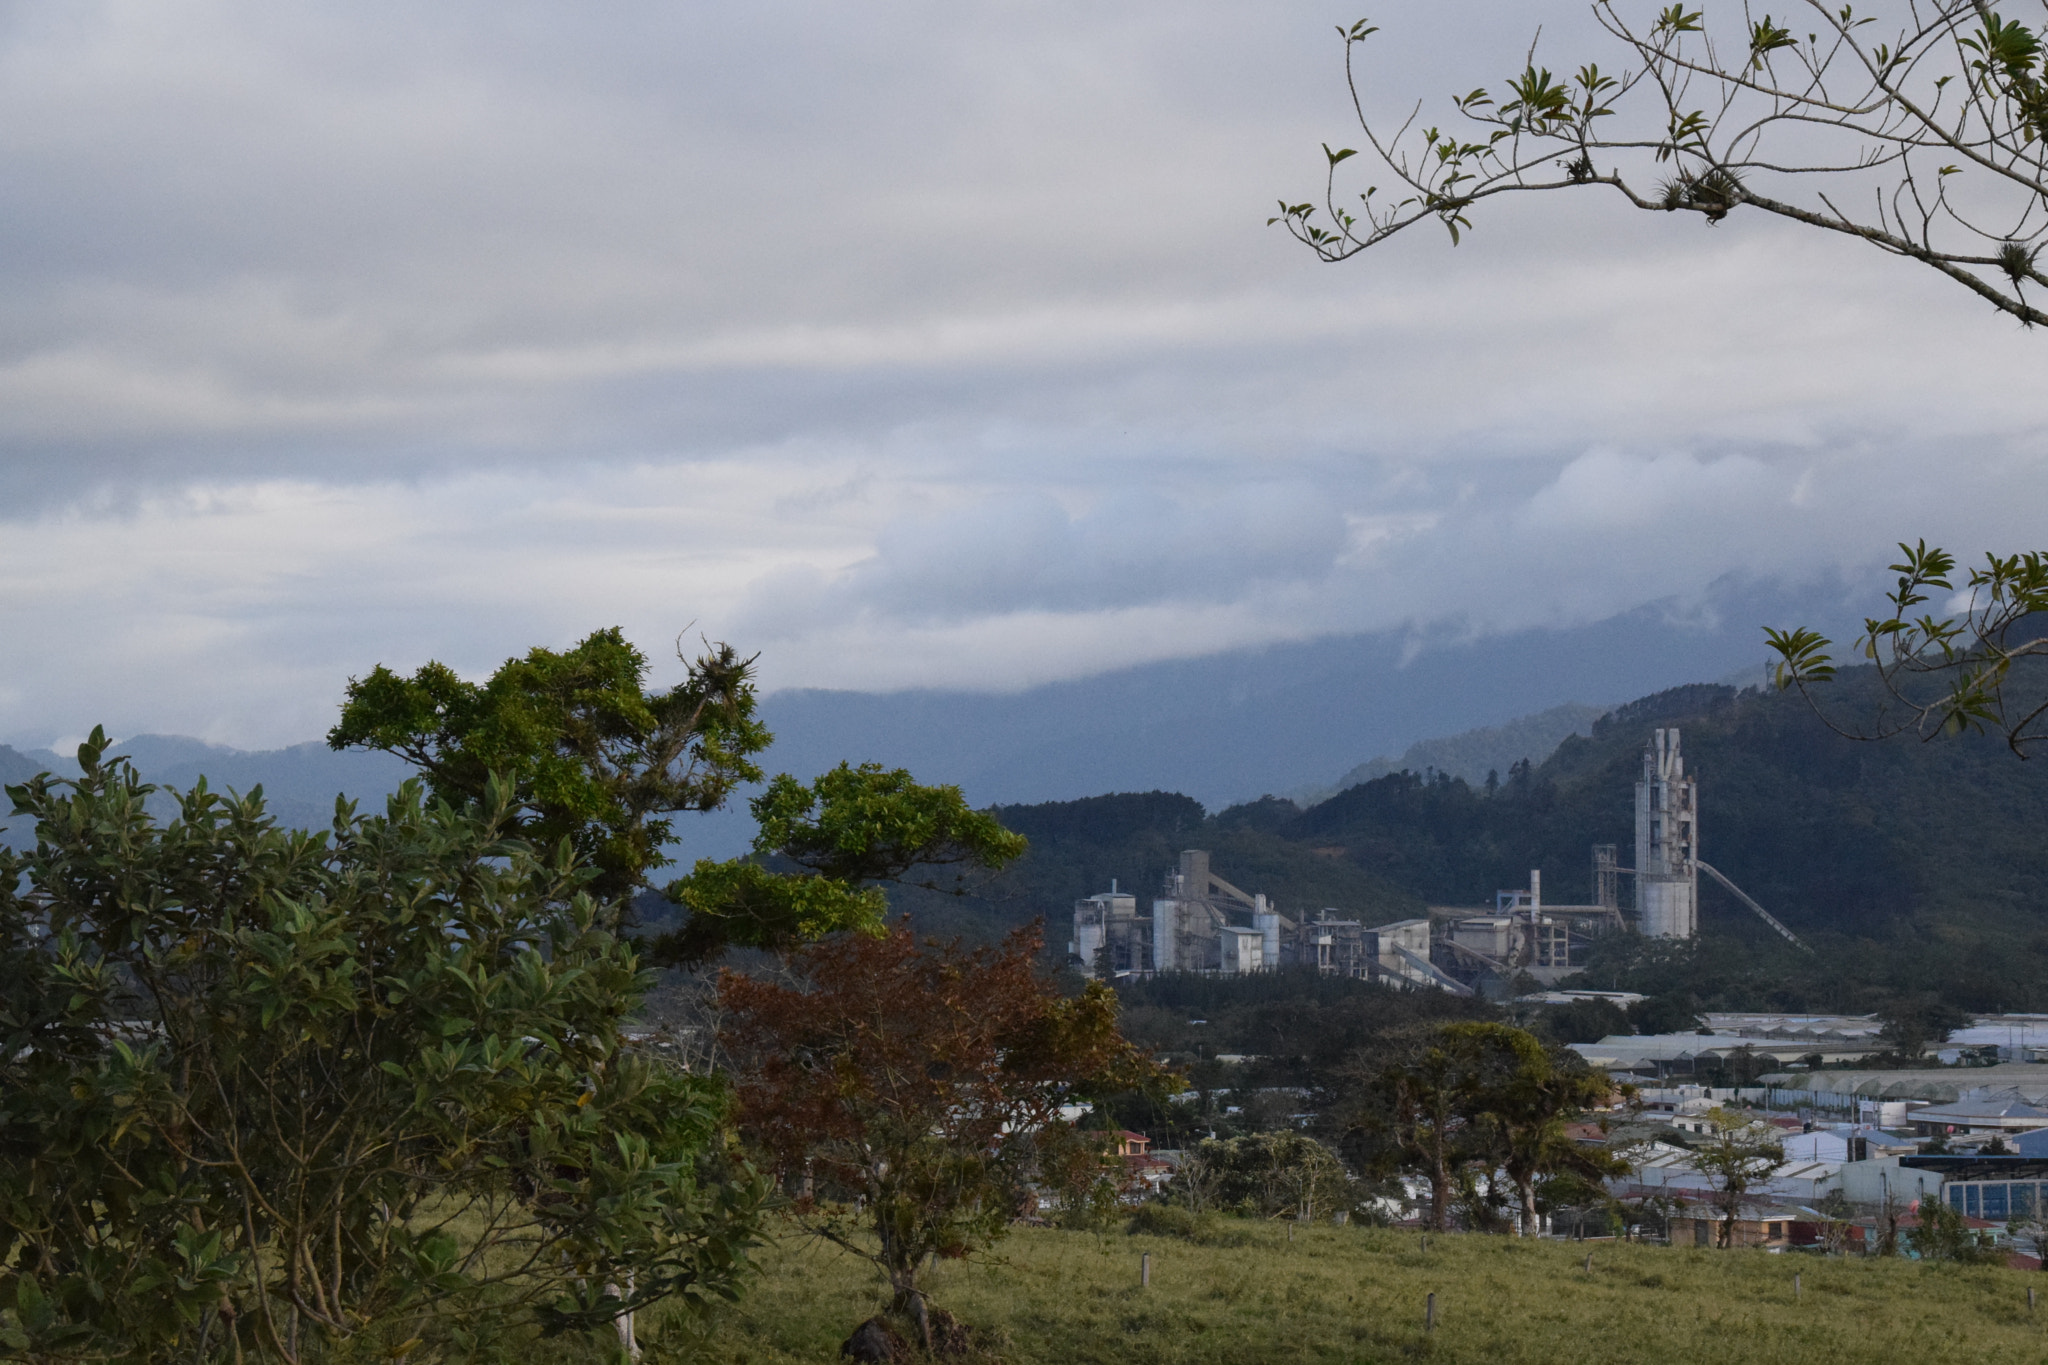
[1117,1131,1177,1200]
[1668,1201,1807,1250]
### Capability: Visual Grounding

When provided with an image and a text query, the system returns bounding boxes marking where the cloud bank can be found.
[2,0,2046,747]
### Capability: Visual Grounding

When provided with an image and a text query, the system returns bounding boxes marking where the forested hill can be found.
[1288,674,2048,939]
[899,671,2048,1011]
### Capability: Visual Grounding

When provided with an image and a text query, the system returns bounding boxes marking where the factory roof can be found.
[1908,1088,2048,1130]
[1572,1034,1881,1069]
[1698,1012,1884,1042]
[1759,1064,2048,1105]
[1517,990,1648,1007]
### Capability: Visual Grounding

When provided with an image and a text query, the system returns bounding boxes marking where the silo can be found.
[1254,894,1281,971]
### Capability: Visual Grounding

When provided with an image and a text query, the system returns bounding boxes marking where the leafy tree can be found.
[1912,1196,2004,1263]
[1690,1108,1785,1247]
[1344,1021,1619,1235]
[331,628,1025,961]
[1768,541,2048,756]
[330,628,769,908]
[665,762,1026,963]
[1342,1022,1500,1231]
[1171,1132,1355,1221]
[1276,4,2048,327]
[1875,992,1973,1058]
[1034,1125,1132,1232]
[715,923,1166,1352]
[1467,1026,1628,1237]
[0,731,766,1365]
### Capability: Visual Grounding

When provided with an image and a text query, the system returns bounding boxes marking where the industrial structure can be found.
[1069,726,1804,990]
[1069,850,1466,992]
[1634,727,1699,939]
[1433,861,1627,987]
[1623,728,1807,949]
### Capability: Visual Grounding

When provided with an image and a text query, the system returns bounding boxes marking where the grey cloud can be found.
[843,485,1350,624]
[2,1,2048,748]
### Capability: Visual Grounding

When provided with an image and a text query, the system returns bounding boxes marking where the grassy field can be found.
[665,1220,2048,1364]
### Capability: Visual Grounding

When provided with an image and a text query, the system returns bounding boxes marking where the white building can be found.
[1218,926,1264,974]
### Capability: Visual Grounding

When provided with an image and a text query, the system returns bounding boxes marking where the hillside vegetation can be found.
[894,670,2048,1012]
[1309,700,1607,800]
[691,1223,2048,1365]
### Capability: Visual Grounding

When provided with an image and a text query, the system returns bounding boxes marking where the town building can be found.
[1668,1203,1805,1250]
[1907,1088,2048,1138]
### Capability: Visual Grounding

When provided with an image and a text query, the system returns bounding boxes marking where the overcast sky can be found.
[2,0,2045,750]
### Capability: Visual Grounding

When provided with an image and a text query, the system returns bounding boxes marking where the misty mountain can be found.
[752,574,1859,815]
[1298,702,1609,804]
[0,574,1860,864]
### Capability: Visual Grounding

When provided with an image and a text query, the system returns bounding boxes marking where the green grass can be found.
[668,1221,2048,1364]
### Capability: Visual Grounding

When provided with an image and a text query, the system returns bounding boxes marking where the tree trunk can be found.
[1429,1142,1451,1232]
[890,1272,931,1354]
[1515,1175,1538,1238]
[606,1274,641,1363]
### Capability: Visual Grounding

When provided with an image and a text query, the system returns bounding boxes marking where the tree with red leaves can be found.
[717,922,1168,1350]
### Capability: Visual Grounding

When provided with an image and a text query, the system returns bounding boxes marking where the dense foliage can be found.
[330,628,770,909]
[0,732,763,1365]
[1172,1132,1354,1220]
[332,628,1026,965]
[1333,1021,1619,1234]
[666,762,1025,964]
[716,924,1167,1351]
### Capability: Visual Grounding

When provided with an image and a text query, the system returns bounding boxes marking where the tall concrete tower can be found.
[1634,728,1698,938]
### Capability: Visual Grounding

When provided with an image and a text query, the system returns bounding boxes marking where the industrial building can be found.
[1070,727,1803,989]
[1068,849,1464,991]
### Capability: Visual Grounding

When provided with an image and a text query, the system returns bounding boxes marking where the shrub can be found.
[1126,1203,1254,1247]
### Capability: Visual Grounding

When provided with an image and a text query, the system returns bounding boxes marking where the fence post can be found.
[1425,1292,1436,1333]
[1141,1252,1151,1288]
[1794,1273,1801,1302]
[1583,1254,1592,1273]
